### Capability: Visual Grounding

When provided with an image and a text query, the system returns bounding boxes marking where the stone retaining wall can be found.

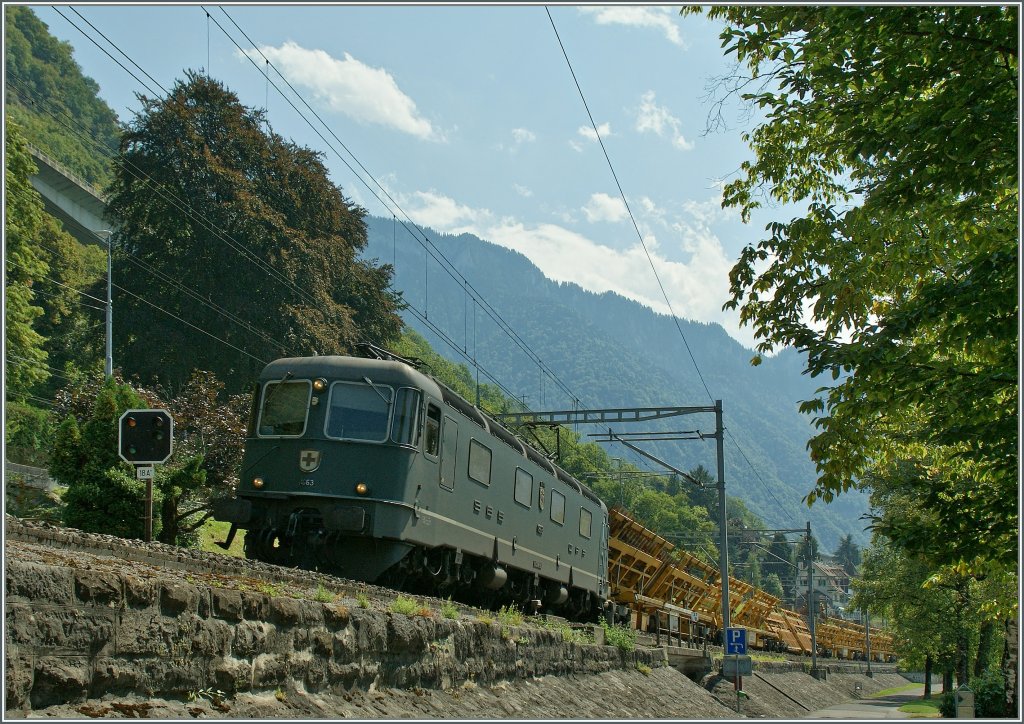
[5,558,660,712]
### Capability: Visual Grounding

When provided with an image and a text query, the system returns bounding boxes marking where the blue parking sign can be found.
[726,627,747,655]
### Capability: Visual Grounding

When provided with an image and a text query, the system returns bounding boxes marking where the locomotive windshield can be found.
[257,380,311,436]
[326,381,393,442]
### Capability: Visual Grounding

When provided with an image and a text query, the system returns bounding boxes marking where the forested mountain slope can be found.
[363,216,871,550]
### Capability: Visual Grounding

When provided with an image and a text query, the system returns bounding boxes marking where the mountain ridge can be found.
[362,216,871,551]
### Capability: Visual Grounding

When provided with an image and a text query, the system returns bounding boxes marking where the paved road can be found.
[803,684,942,719]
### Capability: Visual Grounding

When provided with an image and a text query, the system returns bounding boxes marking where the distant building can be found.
[796,559,854,619]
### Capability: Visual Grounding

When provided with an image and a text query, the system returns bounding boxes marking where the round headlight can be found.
[313,378,328,392]
[355,482,368,495]
[253,477,264,489]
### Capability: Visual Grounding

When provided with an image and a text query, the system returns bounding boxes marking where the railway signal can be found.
[118,409,173,542]
[118,409,173,464]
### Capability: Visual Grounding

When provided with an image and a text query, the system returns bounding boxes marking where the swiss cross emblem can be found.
[299,449,321,472]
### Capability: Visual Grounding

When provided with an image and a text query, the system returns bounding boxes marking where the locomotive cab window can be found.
[257,380,311,436]
[468,440,492,486]
[514,468,533,508]
[550,489,566,525]
[246,382,261,437]
[424,402,441,456]
[390,388,422,446]
[325,381,393,442]
[579,507,593,539]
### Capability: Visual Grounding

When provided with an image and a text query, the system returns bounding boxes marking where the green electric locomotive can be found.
[214,347,609,620]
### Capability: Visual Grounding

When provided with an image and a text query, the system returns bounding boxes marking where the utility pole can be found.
[807,520,818,677]
[865,609,873,677]
[96,229,113,378]
[716,400,730,634]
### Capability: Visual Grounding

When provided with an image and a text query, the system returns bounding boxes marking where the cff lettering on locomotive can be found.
[214,346,609,620]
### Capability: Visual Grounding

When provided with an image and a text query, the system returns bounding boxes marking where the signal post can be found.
[118,409,174,542]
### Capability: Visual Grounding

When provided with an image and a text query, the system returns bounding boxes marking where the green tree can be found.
[5,121,50,398]
[106,72,403,393]
[762,532,796,600]
[4,5,120,187]
[762,572,784,601]
[834,533,862,577]
[33,214,107,395]
[52,376,159,539]
[687,6,1018,572]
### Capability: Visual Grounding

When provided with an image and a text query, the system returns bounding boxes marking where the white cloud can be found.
[511,127,536,144]
[513,183,533,198]
[635,90,694,151]
[578,7,687,48]
[241,41,441,141]
[578,123,611,142]
[568,139,584,153]
[401,190,755,348]
[404,190,493,231]
[583,192,628,223]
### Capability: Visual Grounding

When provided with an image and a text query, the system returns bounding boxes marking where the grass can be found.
[496,604,524,627]
[440,598,460,620]
[601,619,637,653]
[197,518,246,557]
[389,595,420,616]
[750,652,788,663]
[898,698,941,717]
[870,683,924,698]
[312,583,335,602]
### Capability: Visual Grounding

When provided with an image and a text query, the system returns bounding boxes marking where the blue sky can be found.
[32,4,774,349]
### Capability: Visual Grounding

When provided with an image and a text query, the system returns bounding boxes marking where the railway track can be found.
[4,515,492,618]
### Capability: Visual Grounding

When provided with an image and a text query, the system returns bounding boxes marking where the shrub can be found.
[5,402,54,466]
[601,620,637,653]
[970,669,1007,718]
[356,593,370,609]
[939,692,956,718]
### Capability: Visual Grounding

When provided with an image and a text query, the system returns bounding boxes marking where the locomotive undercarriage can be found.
[242,508,602,622]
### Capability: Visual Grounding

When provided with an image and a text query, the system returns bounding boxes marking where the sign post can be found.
[118,409,173,542]
[725,628,748,713]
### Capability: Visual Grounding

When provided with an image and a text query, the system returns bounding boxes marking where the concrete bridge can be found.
[27,145,112,247]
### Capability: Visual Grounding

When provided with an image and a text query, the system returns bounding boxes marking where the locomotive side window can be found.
[325,381,393,442]
[424,403,441,456]
[390,388,422,446]
[579,507,593,539]
[468,440,492,485]
[514,468,533,508]
[257,380,311,436]
[550,489,566,525]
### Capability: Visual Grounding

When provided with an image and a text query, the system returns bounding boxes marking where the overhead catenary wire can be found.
[544,6,797,527]
[47,6,581,417]
[6,85,297,362]
[211,6,585,411]
[19,19,333,315]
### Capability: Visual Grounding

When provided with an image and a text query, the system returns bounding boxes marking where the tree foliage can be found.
[105,72,403,394]
[52,376,157,539]
[51,369,248,545]
[687,6,1018,572]
[4,5,120,187]
[5,121,50,397]
[834,533,861,577]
